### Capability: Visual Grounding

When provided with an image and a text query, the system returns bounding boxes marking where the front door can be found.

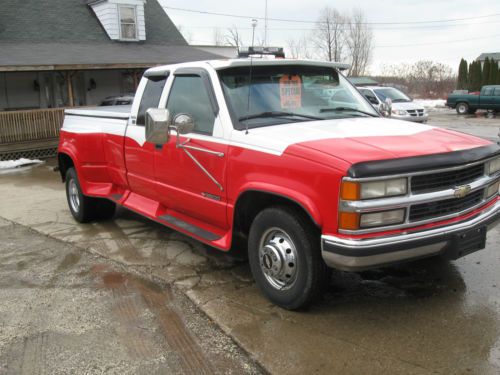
[154,71,229,230]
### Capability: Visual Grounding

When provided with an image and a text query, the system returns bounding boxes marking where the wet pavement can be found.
[0,218,262,374]
[0,110,499,374]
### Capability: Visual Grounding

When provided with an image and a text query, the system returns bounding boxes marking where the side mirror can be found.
[146,108,171,144]
[379,98,392,117]
[171,113,195,135]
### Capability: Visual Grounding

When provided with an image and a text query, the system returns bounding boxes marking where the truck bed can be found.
[65,105,131,119]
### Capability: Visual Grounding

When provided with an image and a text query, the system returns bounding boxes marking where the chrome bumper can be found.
[391,113,429,122]
[321,200,500,271]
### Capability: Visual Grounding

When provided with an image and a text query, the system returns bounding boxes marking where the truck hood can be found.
[391,101,425,111]
[230,117,491,166]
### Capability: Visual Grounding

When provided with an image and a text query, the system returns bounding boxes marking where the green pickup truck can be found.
[446,85,500,114]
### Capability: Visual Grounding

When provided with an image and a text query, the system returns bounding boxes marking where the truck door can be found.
[154,68,229,230]
[124,73,168,201]
[480,86,495,110]
[494,87,500,111]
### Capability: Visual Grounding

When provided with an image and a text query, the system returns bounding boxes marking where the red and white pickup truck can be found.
[58,59,500,309]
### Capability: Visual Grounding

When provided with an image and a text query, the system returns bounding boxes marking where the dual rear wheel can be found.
[65,167,115,223]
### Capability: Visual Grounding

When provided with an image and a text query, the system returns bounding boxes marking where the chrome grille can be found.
[406,109,425,117]
[411,163,485,194]
[409,189,484,222]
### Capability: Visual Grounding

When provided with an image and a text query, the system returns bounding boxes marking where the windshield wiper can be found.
[238,111,322,121]
[319,107,377,117]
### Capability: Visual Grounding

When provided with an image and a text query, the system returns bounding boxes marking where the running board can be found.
[158,214,221,241]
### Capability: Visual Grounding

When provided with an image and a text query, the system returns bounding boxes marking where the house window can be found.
[119,6,137,40]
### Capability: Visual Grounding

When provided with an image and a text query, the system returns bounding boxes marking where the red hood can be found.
[287,127,492,166]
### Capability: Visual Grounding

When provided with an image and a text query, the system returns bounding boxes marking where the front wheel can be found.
[456,102,469,115]
[248,206,330,310]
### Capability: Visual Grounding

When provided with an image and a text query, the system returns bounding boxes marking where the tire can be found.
[65,167,115,223]
[248,206,331,310]
[456,102,469,115]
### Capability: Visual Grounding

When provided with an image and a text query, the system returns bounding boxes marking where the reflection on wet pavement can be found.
[0,153,499,374]
[0,219,261,374]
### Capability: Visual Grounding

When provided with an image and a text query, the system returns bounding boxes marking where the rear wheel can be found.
[456,102,469,115]
[65,167,115,223]
[248,206,330,310]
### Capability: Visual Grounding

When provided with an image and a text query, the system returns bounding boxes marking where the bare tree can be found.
[286,35,312,59]
[378,60,455,98]
[212,27,225,46]
[346,9,373,76]
[311,6,347,62]
[225,25,243,48]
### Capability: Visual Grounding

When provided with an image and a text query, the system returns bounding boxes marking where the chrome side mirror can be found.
[379,98,392,117]
[171,113,195,135]
[146,108,171,144]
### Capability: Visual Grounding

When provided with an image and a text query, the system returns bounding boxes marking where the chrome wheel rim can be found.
[458,104,467,114]
[258,228,298,290]
[68,179,80,213]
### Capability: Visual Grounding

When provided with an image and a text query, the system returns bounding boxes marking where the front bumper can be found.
[321,200,500,271]
[391,113,429,122]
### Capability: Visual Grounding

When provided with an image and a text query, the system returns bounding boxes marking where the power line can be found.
[376,33,500,48]
[163,5,500,25]
[178,20,500,32]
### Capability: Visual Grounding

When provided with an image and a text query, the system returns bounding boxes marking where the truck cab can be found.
[58,58,500,310]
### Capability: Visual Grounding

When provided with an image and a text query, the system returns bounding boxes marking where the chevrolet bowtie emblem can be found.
[454,185,472,198]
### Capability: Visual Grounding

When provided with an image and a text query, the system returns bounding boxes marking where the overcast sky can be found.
[159,0,500,74]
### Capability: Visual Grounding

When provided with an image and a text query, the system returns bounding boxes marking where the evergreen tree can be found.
[482,57,490,86]
[467,62,474,90]
[457,58,468,89]
[489,60,498,85]
[474,61,483,91]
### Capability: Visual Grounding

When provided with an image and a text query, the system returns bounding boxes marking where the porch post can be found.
[66,71,74,107]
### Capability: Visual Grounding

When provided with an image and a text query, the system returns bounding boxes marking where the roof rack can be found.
[238,46,285,58]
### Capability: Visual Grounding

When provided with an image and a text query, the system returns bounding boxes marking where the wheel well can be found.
[58,153,74,182]
[233,190,319,239]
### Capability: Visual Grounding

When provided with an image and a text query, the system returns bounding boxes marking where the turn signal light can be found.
[340,181,360,201]
[339,212,360,230]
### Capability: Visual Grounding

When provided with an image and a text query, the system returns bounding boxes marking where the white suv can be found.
[359,86,428,123]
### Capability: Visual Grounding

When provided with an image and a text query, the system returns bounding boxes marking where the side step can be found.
[158,214,221,241]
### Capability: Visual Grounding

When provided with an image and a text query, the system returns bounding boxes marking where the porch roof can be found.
[0,43,223,72]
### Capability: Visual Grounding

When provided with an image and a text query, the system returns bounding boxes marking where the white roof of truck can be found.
[145,58,350,76]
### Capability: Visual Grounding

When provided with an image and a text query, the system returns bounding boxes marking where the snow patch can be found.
[0,158,44,169]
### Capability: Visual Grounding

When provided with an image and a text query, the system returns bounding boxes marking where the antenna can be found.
[244,19,258,135]
[264,0,268,46]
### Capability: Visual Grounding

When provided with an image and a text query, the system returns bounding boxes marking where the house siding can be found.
[90,0,146,41]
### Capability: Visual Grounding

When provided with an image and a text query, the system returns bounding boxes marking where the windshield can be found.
[373,88,411,103]
[218,65,378,130]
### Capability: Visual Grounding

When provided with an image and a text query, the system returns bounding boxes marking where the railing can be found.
[0,108,65,144]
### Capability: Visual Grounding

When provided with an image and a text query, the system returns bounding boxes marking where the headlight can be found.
[341,178,407,200]
[360,209,406,228]
[485,180,500,198]
[392,110,407,116]
[486,157,500,175]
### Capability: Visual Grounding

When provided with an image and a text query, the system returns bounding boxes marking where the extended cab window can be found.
[136,77,167,126]
[494,88,500,96]
[483,87,494,96]
[167,76,216,135]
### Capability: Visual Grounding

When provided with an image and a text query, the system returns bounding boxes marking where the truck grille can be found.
[411,163,485,194]
[406,109,425,117]
[409,189,484,222]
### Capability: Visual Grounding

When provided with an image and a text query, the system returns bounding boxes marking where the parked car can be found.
[58,59,500,310]
[446,85,500,114]
[100,95,134,106]
[359,86,428,123]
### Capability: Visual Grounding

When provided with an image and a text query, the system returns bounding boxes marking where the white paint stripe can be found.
[62,114,434,156]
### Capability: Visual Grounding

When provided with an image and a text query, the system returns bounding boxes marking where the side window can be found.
[494,88,500,96]
[361,89,378,104]
[167,75,216,135]
[136,77,167,126]
[483,87,494,96]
